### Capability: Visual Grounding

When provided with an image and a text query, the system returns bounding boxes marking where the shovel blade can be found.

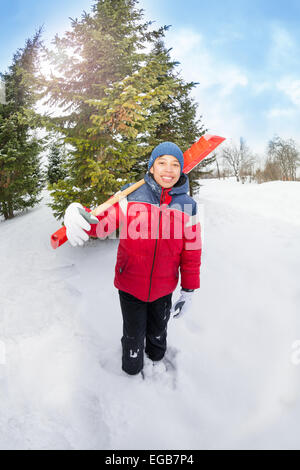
[183,134,225,174]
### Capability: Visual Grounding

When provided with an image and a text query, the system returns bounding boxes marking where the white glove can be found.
[64,202,98,247]
[171,289,194,319]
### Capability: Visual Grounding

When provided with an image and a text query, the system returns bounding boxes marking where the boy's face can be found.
[149,154,181,188]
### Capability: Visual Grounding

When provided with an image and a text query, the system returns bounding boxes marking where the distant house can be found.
[0,80,6,104]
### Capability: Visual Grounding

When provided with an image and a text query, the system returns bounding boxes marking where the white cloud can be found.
[269,24,296,67]
[271,25,294,51]
[168,29,248,96]
[163,27,300,156]
[164,28,250,147]
[277,77,300,106]
[170,29,202,57]
[266,107,297,119]
[219,68,248,96]
[211,29,244,46]
[251,81,272,95]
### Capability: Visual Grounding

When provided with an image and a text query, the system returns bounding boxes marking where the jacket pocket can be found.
[116,247,129,274]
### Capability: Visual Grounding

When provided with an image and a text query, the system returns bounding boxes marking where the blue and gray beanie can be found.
[148,142,184,174]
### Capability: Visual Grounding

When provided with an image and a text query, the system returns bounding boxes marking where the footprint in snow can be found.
[98,346,178,388]
[143,347,178,390]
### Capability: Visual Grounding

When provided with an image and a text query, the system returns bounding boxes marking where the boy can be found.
[64,142,202,376]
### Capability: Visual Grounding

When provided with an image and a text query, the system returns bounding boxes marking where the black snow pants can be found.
[118,290,172,375]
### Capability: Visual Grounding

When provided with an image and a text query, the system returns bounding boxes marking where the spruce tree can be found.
[129,38,207,195]
[46,141,67,184]
[0,31,44,220]
[41,0,176,219]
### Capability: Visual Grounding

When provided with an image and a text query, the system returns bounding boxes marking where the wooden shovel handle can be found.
[50,178,145,249]
[50,133,225,249]
[91,178,145,217]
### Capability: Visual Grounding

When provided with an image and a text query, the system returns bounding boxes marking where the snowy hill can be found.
[1,179,300,450]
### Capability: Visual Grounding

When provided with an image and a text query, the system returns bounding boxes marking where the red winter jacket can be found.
[86,172,202,302]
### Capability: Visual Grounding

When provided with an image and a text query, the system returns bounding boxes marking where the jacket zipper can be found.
[147,188,166,301]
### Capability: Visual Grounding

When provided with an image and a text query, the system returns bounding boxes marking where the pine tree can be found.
[168,87,209,196]
[46,141,67,184]
[86,33,180,185]
[129,39,207,195]
[0,30,44,220]
[41,0,176,219]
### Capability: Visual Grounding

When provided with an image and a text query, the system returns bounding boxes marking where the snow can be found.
[0,80,6,105]
[1,179,300,450]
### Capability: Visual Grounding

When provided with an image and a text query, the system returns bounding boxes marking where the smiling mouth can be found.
[161,176,173,181]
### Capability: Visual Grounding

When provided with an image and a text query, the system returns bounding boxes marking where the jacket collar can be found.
[144,172,189,197]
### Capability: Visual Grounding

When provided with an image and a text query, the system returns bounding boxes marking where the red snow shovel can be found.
[50,134,225,249]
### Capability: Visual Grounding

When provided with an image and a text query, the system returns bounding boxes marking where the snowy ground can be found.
[1,179,300,450]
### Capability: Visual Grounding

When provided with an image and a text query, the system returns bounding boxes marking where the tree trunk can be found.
[7,199,14,219]
[1,202,8,220]
[216,158,220,179]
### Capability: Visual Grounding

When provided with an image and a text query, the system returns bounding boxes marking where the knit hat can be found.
[148,142,184,173]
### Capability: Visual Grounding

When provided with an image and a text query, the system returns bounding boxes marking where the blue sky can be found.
[1,0,300,155]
